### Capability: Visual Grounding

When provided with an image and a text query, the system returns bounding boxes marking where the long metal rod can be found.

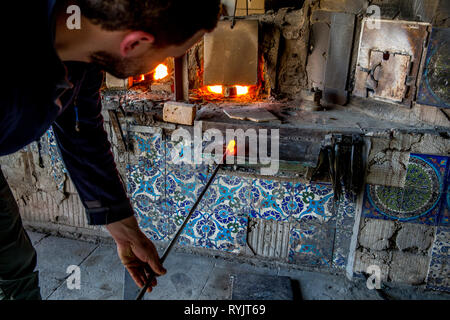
[136,160,225,300]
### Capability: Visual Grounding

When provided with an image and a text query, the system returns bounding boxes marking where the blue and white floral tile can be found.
[164,135,195,168]
[426,226,449,292]
[362,154,448,226]
[288,222,335,268]
[131,131,165,170]
[335,191,357,231]
[186,174,250,253]
[173,207,248,253]
[131,191,167,242]
[44,128,67,192]
[128,132,165,198]
[426,257,449,292]
[431,227,450,258]
[165,163,198,215]
[332,228,353,269]
[291,182,335,223]
[129,166,165,202]
[213,175,252,212]
[250,179,294,221]
[195,167,220,212]
[127,131,166,239]
[426,227,449,292]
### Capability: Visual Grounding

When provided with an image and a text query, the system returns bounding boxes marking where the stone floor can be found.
[27,230,449,300]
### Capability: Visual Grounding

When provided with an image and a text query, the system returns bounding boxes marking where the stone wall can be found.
[352,134,450,291]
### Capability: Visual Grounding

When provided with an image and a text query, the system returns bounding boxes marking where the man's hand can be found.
[106,216,166,293]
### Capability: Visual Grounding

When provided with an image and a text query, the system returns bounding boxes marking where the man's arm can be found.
[52,64,132,226]
[52,63,165,290]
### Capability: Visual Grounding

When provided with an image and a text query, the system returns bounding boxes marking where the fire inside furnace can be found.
[133,63,169,84]
[207,85,250,96]
[154,64,169,81]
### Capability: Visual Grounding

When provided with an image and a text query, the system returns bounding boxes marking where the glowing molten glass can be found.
[226,140,236,156]
[207,85,223,94]
[154,64,169,80]
[235,86,249,95]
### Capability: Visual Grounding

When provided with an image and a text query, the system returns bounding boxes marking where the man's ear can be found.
[119,31,155,58]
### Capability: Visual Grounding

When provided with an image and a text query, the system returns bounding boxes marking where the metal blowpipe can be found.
[136,140,236,300]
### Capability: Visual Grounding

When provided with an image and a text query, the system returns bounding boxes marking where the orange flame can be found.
[226,140,236,156]
[207,85,223,94]
[154,64,169,81]
[140,74,145,81]
[235,86,249,95]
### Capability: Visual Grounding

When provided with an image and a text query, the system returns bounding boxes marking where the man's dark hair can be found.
[78,0,221,47]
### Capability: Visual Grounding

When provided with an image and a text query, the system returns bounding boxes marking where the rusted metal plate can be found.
[369,51,411,102]
[204,20,259,86]
[323,12,355,106]
[354,19,430,106]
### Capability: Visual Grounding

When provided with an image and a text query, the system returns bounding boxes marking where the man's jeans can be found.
[0,167,41,300]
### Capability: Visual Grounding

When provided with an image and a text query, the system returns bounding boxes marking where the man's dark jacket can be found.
[0,1,134,225]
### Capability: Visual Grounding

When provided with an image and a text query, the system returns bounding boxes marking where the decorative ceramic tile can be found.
[406,154,447,193]
[165,135,194,167]
[195,166,220,211]
[439,169,450,226]
[130,167,165,201]
[127,132,167,240]
[165,164,197,215]
[431,227,450,258]
[426,256,449,292]
[250,179,294,221]
[45,128,67,192]
[335,191,357,231]
[174,206,248,253]
[288,222,335,267]
[132,131,165,169]
[125,130,357,260]
[362,154,448,226]
[291,183,334,223]
[182,173,250,253]
[332,228,353,269]
[214,175,252,210]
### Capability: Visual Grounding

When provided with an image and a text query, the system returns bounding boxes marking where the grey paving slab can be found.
[231,273,293,300]
[48,285,120,300]
[28,232,450,300]
[196,260,283,300]
[26,230,48,246]
[277,269,379,300]
[196,266,232,300]
[213,258,277,277]
[141,252,216,300]
[47,244,123,300]
[34,236,98,299]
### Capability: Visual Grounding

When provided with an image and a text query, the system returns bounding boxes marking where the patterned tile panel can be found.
[45,128,67,192]
[362,154,448,226]
[333,228,353,269]
[186,174,250,253]
[291,183,335,223]
[426,227,450,292]
[439,166,450,227]
[128,131,166,241]
[125,132,359,263]
[250,179,293,221]
[289,222,336,267]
